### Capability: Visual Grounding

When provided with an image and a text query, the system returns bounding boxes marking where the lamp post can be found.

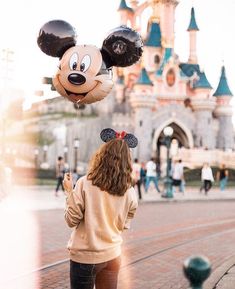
[43,145,48,163]
[163,126,174,198]
[63,146,68,164]
[73,138,80,171]
[34,148,39,168]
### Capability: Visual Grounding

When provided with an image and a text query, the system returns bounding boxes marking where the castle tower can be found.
[129,67,155,161]
[213,66,234,150]
[117,0,134,26]
[144,20,162,72]
[129,0,138,9]
[115,74,125,104]
[190,70,216,149]
[187,7,199,64]
[159,0,179,48]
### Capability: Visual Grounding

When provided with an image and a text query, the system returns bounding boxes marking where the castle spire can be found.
[136,67,153,86]
[193,71,212,89]
[213,66,234,150]
[187,7,199,31]
[187,7,199,64]
[213,66,233,97]
[117,0,134,26]
[118,0,133,12]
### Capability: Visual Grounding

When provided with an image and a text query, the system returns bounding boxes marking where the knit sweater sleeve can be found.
[124,188,138,230]
[64,177,85,228]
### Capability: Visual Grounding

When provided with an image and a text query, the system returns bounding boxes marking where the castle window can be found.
[139,120,143,127]
[166,69,176,87]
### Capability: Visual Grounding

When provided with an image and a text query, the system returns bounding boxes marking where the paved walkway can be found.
[1,184,234,212]
[142,185,235,202]
[1,185,235,289]
[215,265,235,289]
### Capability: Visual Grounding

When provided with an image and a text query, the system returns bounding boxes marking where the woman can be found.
[200,163,214,195]
[63,128,138,289]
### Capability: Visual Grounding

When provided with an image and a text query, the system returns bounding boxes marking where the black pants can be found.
[55,176,64,192]
[70,256,121,289]
[200,180,212,194]
[135,180,142,199]
[204,180,212,194]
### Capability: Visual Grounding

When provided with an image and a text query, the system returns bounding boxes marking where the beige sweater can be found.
[65,175,138,264]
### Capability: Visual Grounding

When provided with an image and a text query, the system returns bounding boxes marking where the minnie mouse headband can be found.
[100,128,138,148]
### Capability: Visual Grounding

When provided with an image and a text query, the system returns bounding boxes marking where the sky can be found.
[1,0,235,112]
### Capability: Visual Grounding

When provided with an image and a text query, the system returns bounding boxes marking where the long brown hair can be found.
[87,139,133,196]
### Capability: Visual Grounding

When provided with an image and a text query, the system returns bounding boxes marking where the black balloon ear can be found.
[100,128,116,143]
[101,26,143,68]
[37,20,77,58]
[123,134,138,148]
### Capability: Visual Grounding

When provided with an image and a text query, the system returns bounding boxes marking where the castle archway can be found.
[152,118,193,165]
[152,118,194,161]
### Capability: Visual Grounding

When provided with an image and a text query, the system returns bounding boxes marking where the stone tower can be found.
[213,66,234,150]
[130,67,155,161]
[144,20,162,72]
[180,7,216,149]
[117,0,135,26]
[159,0,179,48]
[190,70,216,149]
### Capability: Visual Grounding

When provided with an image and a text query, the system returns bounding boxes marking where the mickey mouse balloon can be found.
[37,20,143,104]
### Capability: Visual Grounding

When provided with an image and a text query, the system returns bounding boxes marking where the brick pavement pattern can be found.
[1,195,235,288]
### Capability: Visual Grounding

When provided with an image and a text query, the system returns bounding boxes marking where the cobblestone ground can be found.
[215,266,235,289]
[1,200,235,289]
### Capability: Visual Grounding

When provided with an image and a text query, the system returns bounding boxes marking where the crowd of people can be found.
[55,156,230,200]
[131,158,230,199]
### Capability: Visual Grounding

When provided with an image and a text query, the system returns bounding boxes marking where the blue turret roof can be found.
[179,63,212,89]
[136,68,153,86]
[193,71,212,89]
[187,7,199,31]
[156,48,173,76]
[213,66,233,97]
[179,63,200,77]
[118,0,133,12]
[145,22,162,47]
[116,75,124,85]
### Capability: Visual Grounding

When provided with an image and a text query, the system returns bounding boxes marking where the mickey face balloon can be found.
[37,20,143,104]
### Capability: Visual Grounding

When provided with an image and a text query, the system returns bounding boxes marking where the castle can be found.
[114,0,234,165]
[22,0,235,169]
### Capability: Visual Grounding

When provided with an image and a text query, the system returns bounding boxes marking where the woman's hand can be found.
[63,172,73,194]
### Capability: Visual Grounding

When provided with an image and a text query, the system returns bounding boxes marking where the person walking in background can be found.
[200,163,214,195]
[63,128,138,289]
[145,157,161,193]
[140,162,146,188]
[172,159,184,194]
[132,158,142,200]
[72,169,79,188]
[217,164,229,191]
[55,156,65,197]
